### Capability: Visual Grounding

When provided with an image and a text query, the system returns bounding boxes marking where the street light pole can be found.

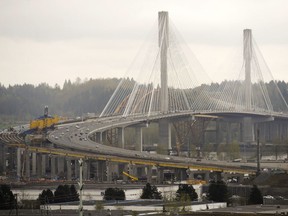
[256,129,261,176]
[78,158,83,216]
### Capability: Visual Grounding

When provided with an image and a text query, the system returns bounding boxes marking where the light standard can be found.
[78,158,84,216]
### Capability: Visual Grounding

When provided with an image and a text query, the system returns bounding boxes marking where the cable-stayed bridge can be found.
[101,12,287,118]
[1,12,288,183]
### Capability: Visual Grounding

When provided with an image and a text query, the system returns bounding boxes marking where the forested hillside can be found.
[0,78,288,128]
[0,78,120,127]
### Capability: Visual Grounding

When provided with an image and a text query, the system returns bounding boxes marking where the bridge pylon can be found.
[244,29,252,111]
[242,29,254,144]
[159,11,169,113]
[158,11,171,153]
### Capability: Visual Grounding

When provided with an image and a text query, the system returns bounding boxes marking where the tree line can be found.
[0,78,120,127]
[1,78,288,128]
[0,182,263,211]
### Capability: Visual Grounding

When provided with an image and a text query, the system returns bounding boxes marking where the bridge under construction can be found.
[1,11,288,184]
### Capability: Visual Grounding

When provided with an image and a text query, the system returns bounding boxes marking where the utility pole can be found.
[15,193,18,216]
[256,129,261,176]
[10,193,18,216]
[78,158,83,216]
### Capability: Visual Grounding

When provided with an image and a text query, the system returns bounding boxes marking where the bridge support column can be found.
[271,122,279,142]
[36,153,42,178]
[159,119,171,154]
[0,145,7,174]
[146,166,153,183]
[25,150,30,180]
[111,162,119,182]
[216,119,221,145]
[135,127,143,151]
[41,155,46,177]
[157,167,164,184]
[102,131,107,145]
[66,158,72,181]
[7,148,15,172]
[57,157,65,178]
[136,166,146,180]
[95,132,102,143]
[279,122,286,143]
[282,122,288,142]
[83,160,87,180]
[105,161,113,182]
[50,156,56,179]
[31,152,36,176]
[96,161,105,182]
[226,122,232,144]
[92,161,98,181]
[242,117,254,144]
[118,127,125,148]
[176,169,187,182]
[83,160,90,180]
[16,148,21,180]
[74,159,79,179]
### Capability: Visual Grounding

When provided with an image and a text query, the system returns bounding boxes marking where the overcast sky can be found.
[0,0,287,87]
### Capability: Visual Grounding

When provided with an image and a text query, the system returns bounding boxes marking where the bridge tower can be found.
[159,11,169,112]
[244,29,252,111]
[158,11,171,153]
[242,29,254,144]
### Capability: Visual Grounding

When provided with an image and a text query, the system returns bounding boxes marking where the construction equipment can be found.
[186,179,207,185]
[22,106,59,135]
[29,106,59,131]
[122,171,139,181]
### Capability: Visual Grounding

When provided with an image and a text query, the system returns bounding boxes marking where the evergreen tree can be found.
[38,184,78,204]
[140,183,162,199]
[54,184,71,203]
[70,184,79,201]
[248,185,263,204]
[38,188,54,204]
[0,184,15,210]
[207,180,229,202]
[175,184,198,201]
[103,188,125,201]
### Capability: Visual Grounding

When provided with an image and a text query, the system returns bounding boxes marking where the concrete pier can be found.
[25,150,30,179]
[16,148,21,180]
[135,127,143,151]
[57,157,65,177]
[36,153,42,177]
[50,156,56,179]
[0,145,7,174]
[66,158,72,181]
[159,119,171,153]
[31,152,36,176]
[41,154,46,176]
[118,127,125,148]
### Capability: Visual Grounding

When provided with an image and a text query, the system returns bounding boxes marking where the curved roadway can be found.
[47,111,288,173]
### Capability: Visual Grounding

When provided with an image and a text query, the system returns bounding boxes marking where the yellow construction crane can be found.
[122,171,139,181]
